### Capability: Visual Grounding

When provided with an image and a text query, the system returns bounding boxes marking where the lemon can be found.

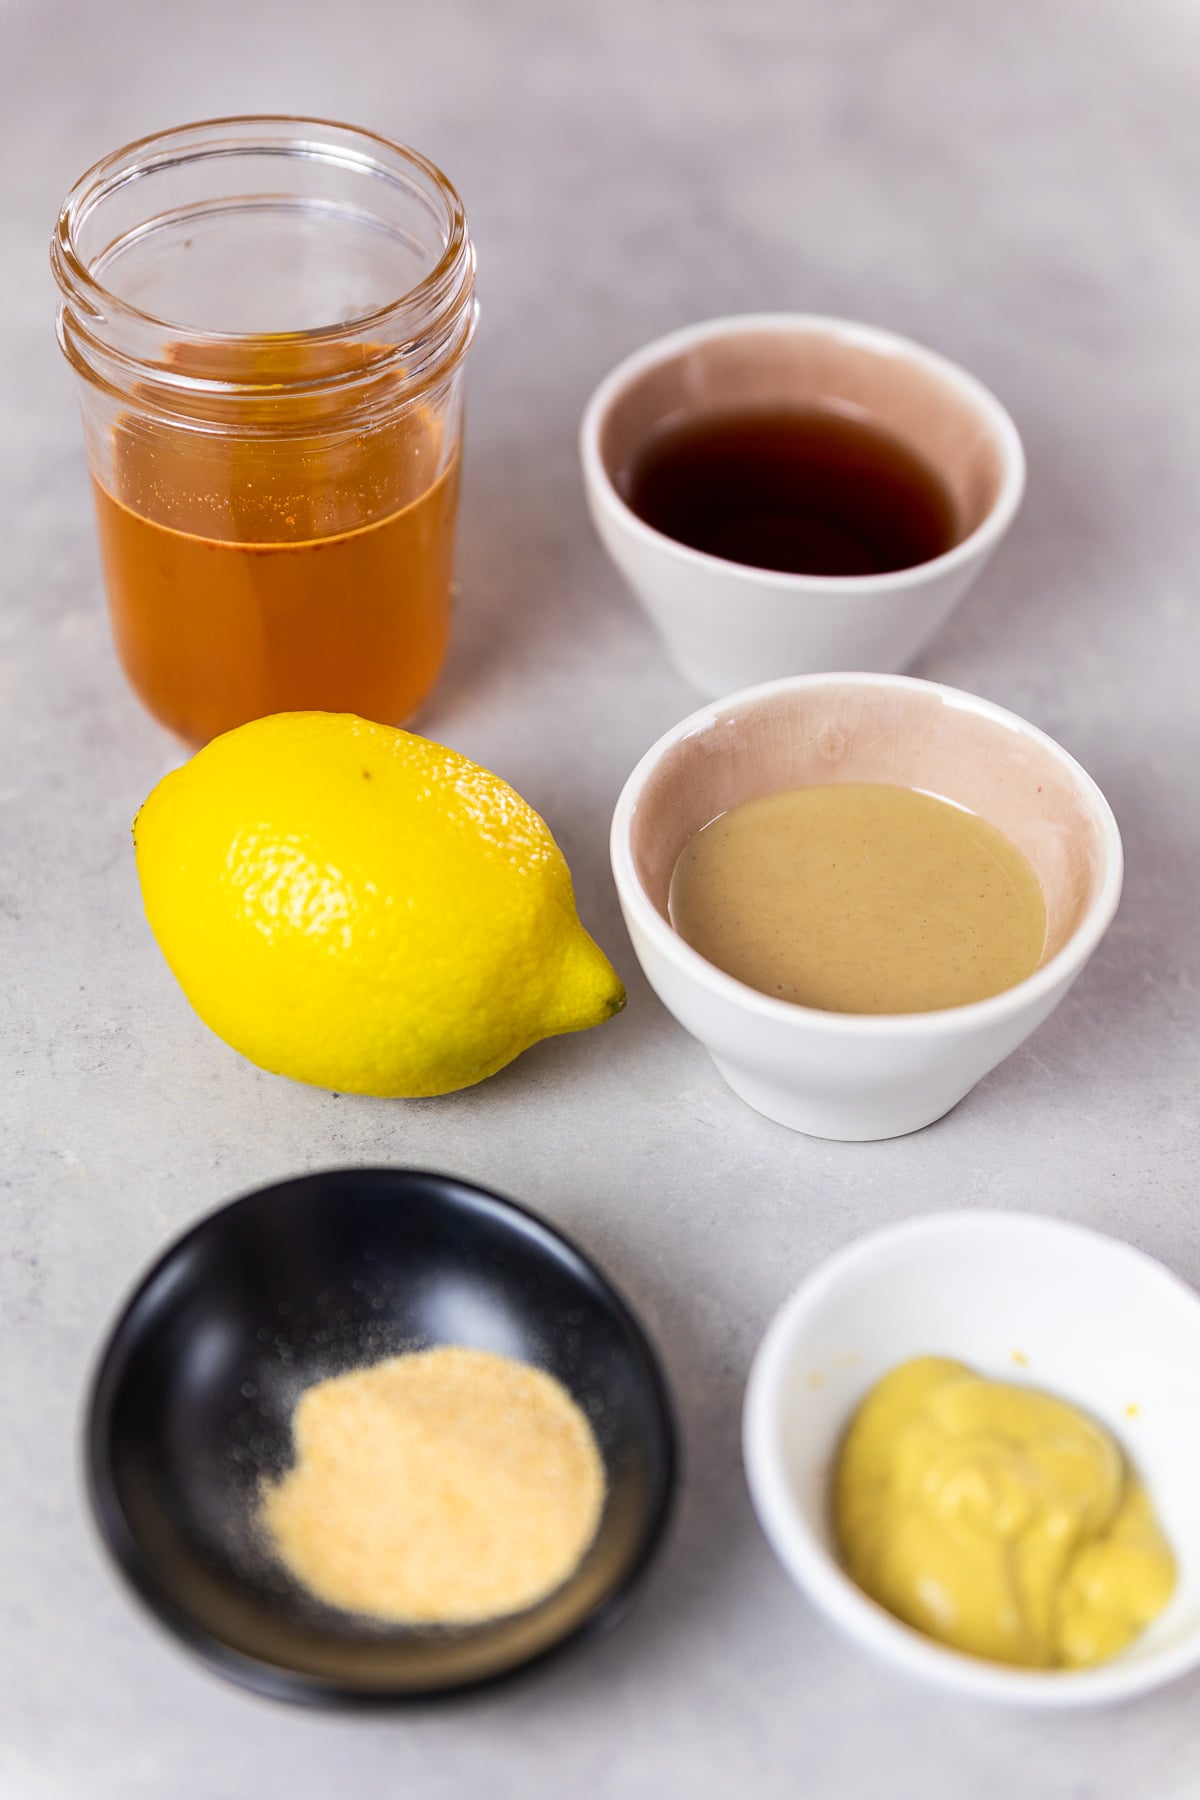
[133,712,625,1096]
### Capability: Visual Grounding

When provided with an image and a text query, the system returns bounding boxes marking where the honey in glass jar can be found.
[53,117,477,745]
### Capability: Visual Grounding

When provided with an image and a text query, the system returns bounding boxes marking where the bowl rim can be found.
[84,1164,679,1707]
[579,311,1027,596]
[609,671,1124,1037]
[741,1209,1200,1708]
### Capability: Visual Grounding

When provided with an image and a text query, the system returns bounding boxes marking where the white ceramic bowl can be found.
[609,673,1122,1142]
[580,314,1025,695]
[742,1212,1200,1707]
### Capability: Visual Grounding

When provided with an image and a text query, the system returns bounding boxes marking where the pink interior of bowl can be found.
[599,325,1009,544]
[627,682,1114,966]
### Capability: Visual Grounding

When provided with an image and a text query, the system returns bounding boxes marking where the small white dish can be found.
[609,672,1122,1142]
[580,314,1025,695]
[742,1211,1200,1708]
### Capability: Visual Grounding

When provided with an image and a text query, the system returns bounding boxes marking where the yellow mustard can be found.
[834,1357,1175,1669]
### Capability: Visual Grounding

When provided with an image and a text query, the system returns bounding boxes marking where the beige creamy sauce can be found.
[668,783,1047,1014]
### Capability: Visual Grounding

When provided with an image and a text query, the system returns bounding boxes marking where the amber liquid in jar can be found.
[91,343,461,747]
[55,120,476,747]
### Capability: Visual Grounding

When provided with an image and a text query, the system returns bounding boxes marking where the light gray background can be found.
[4,1,1199,1794]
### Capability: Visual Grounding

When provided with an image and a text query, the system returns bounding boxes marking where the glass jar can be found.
[52,117,477,746]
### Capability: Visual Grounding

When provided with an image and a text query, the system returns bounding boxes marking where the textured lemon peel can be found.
[134,712,624,1095]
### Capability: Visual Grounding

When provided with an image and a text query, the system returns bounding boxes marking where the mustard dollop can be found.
[833,1357,1176,1669]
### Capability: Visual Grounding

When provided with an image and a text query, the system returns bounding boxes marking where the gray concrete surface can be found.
[3,0,1199,1794]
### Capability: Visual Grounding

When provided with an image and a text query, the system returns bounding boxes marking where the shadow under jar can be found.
[52,117,477,746]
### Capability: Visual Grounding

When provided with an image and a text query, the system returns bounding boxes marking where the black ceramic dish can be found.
[86,1167,678,1704]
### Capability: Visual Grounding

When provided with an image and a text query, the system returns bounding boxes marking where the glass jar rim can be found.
[51,115,476,404]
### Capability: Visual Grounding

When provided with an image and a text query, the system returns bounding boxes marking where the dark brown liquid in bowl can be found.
[622,405,958,577]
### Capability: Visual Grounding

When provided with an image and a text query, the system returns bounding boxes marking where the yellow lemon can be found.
[133,712,625,1096]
